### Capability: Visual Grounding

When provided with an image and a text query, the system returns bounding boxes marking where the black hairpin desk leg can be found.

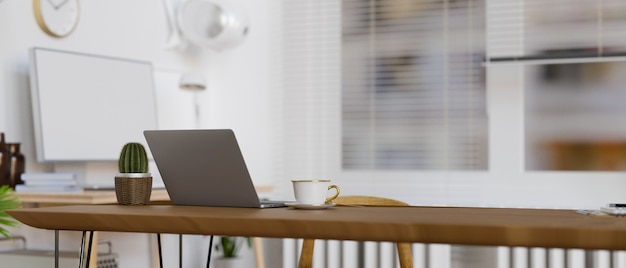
[78,231,86,268]
[85,231,94,267]
[55,230,59,268]
[75,232,165,268]
[157,234,164,268]
[78,231,94,268]
[179,234,183,268]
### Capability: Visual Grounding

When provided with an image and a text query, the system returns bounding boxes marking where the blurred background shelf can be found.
[16,189,171,207]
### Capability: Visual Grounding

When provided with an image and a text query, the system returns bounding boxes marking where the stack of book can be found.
[15,173,80,193]
[600,203,626,216]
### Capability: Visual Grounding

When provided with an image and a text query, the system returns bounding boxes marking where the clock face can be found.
[34,0,80,37]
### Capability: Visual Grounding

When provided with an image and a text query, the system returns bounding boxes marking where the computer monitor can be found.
[29,47,158,162]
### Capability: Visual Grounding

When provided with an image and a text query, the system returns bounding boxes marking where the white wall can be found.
[1,0,278,267]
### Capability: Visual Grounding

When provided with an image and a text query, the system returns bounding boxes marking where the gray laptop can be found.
[144,129,286,208]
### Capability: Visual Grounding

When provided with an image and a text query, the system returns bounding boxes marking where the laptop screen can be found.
[144,129,264,208]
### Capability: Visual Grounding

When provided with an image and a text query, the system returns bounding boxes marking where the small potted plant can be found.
[115,142,152,205]
[213,236,251,268]
[0,185,20,237]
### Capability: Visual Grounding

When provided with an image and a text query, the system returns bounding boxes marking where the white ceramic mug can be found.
[292,180,340,205]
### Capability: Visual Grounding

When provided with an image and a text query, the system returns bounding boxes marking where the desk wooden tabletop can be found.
[8,205,626,250]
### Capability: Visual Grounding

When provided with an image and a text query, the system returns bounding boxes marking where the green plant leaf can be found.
[216,236,251,258]
[0,185,21,238]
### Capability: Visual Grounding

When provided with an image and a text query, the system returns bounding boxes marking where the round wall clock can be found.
[33,0,80,38]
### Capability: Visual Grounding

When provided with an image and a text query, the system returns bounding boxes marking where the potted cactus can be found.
[115,142,152,205]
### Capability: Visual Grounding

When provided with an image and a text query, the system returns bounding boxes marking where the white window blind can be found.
[278,1,342,179]
[279,0,487,172]
[488,0,626,171]
[341,0,487,170]
[489,0,626,61]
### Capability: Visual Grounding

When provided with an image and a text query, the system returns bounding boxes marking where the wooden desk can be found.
[9,205,626,251]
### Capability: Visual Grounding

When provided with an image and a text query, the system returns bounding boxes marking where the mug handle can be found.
[325,185,340,203]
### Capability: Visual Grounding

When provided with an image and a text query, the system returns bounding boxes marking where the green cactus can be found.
[118,142,148,173]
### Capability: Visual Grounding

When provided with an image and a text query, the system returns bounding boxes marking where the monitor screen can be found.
[29,47,158,162]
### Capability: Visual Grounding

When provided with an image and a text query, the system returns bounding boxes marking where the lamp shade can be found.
[179,72,206,91]
[176,0,249,51]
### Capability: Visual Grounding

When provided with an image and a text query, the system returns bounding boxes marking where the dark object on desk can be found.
[8,143,25,188]
[0,133,10,187]
[144,129,287,208]
[115,142,152,205]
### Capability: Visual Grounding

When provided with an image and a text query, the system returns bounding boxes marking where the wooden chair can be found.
[297,196,414,268]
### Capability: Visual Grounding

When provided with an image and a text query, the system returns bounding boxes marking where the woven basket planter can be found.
[115,173,152,205]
